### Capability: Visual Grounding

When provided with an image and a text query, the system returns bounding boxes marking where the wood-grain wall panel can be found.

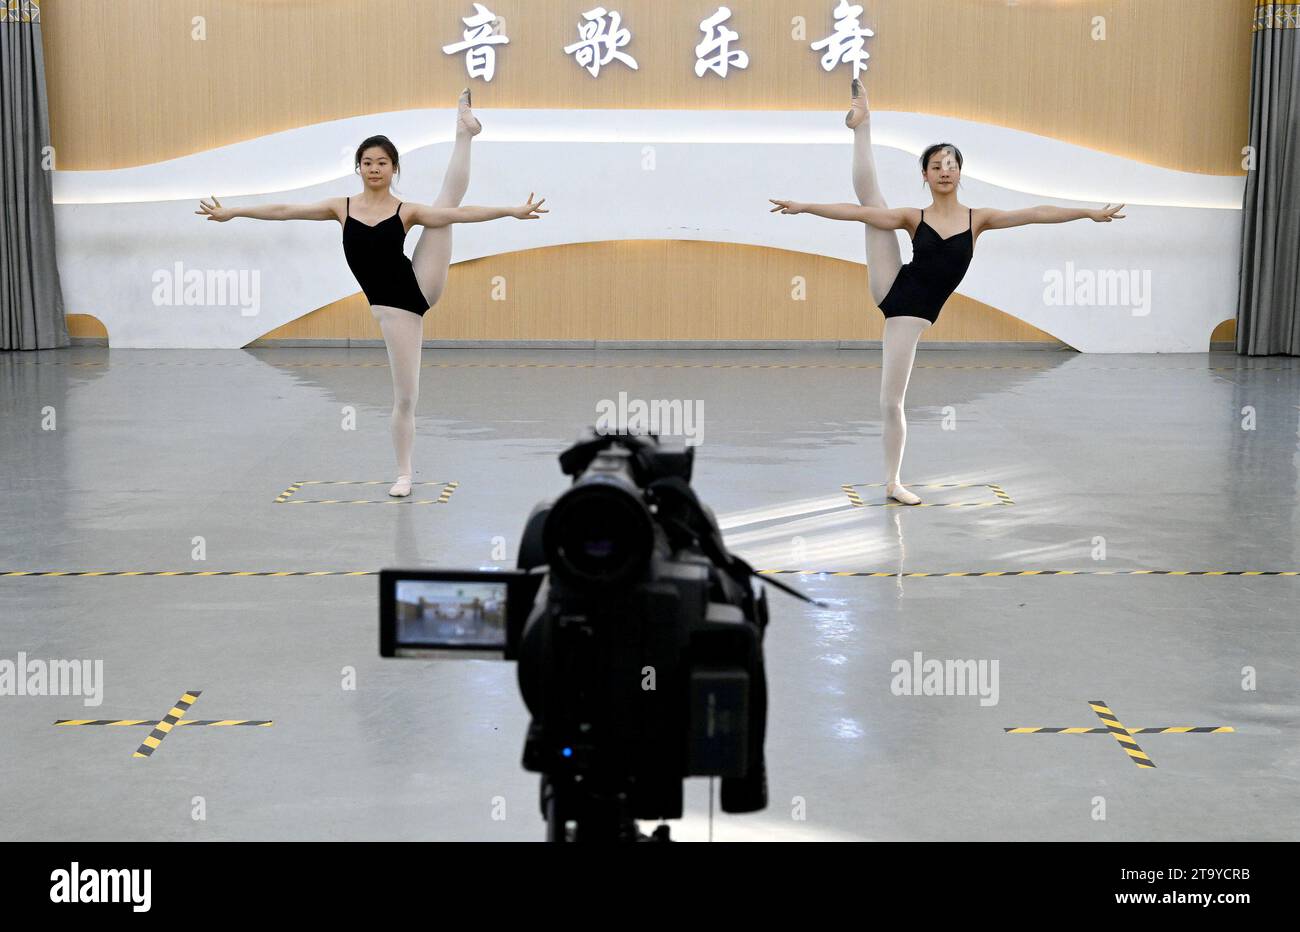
[42,0,1254,174]
[256,240,1065,344]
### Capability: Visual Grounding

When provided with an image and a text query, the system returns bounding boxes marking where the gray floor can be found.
[1,345,1297,841]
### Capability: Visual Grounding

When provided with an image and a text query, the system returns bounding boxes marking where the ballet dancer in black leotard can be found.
[771,78,1125,504]
[198,89,547,497]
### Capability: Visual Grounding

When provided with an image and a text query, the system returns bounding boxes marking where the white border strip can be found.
[53,109,1244,210]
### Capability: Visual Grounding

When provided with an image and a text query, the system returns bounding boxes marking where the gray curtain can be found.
[1,0,68,350]
[1237,2,1300,356]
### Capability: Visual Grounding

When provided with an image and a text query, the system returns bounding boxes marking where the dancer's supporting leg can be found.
[374,304,424,496]
[410,88,479,306]
[880,316,929,505]
[378,91,479,497]
[848,79,902,307]
[846,79,925,505]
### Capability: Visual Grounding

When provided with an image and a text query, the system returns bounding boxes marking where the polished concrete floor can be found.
[1,345,1297,841]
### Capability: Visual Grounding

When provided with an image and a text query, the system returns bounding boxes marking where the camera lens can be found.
[543,479,655,584]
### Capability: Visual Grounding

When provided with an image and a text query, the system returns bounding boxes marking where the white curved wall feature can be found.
[52,109,1244,351]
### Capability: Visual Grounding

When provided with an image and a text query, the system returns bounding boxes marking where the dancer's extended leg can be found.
[880,315,929,505]
[847,79,925,504]
[411,89,479,307]
[373,305,424,496]
[848,80,903,306]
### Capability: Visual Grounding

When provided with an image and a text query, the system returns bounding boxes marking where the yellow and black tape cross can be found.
[130,690,198,758]
[274,479,459,505]
[1005,701,1234,769]
[1006,726,1233,735]
[54,690,273,758]
[1089,700,1156,768]
[841,482,1015,507]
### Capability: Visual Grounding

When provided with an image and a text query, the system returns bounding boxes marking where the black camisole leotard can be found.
[877,207,975,325]
[341,196,431,316]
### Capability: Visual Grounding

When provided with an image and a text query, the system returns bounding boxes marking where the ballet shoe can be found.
[457,88,482,136]
[845,77,869,130]
[389,475,413,498]
[885,481,922,505]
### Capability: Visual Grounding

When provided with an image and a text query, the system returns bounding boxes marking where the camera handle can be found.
[645,476,828,609]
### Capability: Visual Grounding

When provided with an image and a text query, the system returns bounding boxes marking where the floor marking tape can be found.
[130,690,200,759]
[7,569,1300,578]
[841,482,1014,507]
[274,480,459,505]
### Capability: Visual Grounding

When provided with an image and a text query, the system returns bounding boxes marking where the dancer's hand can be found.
[195,196,233,222]
[1090,203,1126,222]
[769,199,805,215]
[513,193,548,220]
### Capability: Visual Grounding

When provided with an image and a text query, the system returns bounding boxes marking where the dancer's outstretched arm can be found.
[409,194,547,228]
[195,196,340,222]
[979,203,1126,231]
[770,199,910,230]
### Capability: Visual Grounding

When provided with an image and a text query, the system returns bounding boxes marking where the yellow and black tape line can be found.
[1089,700,1156,768]
[274,481,304,503]
[4,570,377,576]
[21,360,1299,372]
[55,719,274,727]
[988,483,1013,505]
[274,479,459,505]
[1007,702,1234,770]
[760,568,1300,577]
[54,689,273,758]
[6,568,1300,578]
[130,690,199,759]
[841,482,1014,507]
[1005,726,1233,734]
[30,361,1061,371]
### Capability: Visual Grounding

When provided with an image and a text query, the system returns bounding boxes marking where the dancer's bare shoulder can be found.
[972,206,998,235]
[902,206,922,236]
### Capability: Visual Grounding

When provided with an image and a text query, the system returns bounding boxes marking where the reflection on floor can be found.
[1,346,1296,841]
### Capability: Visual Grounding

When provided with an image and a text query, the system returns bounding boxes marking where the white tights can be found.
[371,110,926,495]
[370,124,474,480]
[852,115,929,497]
[879,316,928,487]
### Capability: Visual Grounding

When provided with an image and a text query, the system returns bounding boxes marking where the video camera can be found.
[379,429,819,841]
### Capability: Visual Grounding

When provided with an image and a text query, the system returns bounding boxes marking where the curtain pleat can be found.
[0,0,69,351]
[1237,2,1300,356]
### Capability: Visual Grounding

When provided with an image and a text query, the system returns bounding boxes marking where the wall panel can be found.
[43,0,1254,174]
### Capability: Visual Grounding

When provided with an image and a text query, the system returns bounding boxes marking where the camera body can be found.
[380,430,771,841]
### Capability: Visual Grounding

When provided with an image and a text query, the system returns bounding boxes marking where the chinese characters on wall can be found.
[810,0,874,77]
[696,7,748,78]
[442,3,874,82]
[441,2,511,82]
[565,7,639,77]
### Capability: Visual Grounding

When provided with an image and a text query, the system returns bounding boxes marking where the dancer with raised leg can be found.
[771,78,1124,504]
[198,89,547,496]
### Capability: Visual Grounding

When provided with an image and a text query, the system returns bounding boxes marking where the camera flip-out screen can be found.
[379,569,531,659]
